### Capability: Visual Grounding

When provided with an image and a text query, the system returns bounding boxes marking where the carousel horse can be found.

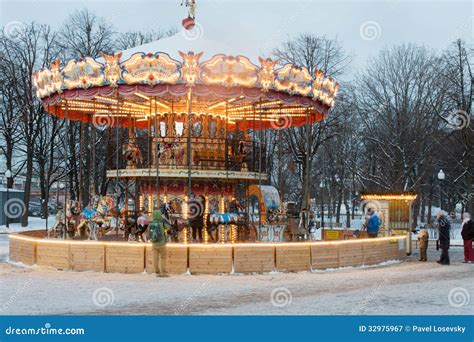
[159,143,185,168]
[66,200,81,238]
[78,195,116,240]
[120,209,137,242]
[159,203,181,242]
[50,201,80,239]
[208,211,244,242]
[135,213,152,242]
[50,208,66,239]
[123,142,143,168]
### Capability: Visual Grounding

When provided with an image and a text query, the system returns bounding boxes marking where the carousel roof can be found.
[118,27,261,63]
[33,25,339,130]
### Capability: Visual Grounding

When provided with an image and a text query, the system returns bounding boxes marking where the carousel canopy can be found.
[33,27,339,130]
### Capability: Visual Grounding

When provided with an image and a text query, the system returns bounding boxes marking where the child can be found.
[418,228,429,261]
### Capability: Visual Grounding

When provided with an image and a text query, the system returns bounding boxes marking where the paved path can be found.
[0,234,472,315]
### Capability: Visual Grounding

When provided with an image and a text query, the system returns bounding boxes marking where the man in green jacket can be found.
[149,210,168,277]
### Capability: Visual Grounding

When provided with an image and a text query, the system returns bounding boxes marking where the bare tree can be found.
[354,44,447,193]
[59,9,115,207]
[1,23,59,226]
[439,39,473,214]
[59,8,115,58]
[273,33,351,214]
[34,113,66,217]
[0,45,23,185]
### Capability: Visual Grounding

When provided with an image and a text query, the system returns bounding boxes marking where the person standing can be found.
[461,212,474,263]
[149,210,168,277]
[366,208,381,238]
[436,211,450,265]
[417,228,429,261]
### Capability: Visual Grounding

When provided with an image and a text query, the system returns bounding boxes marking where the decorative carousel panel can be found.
[258,57,277,92]
[208,183,221,196]
[122,52,181,86]
[208,118,218,139]
[190,183,206,196]
[166,182,186,195]
[274,64,312,96]
[33,60,62,98]
[313,69,339,107]
[179,51,203,87]
[101,52,123,87]
[191,114,203,137]
[33,69,52,98]
[201,55,259,88]
[62,57,105,89]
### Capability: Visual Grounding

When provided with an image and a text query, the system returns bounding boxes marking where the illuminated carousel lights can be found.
[361,194,418,201]
[34,53,340,110]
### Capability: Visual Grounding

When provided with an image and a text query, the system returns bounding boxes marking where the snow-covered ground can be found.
[0,215,53,234]
[0,233,472,315]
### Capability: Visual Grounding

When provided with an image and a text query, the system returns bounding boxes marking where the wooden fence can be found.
[9,232,407,275]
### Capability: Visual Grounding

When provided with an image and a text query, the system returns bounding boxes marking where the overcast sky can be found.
[1,0,472,80]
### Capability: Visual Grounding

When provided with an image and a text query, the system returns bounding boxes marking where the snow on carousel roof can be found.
[118,25,263,63]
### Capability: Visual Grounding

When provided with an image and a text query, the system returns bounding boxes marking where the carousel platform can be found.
[9,231,407,275]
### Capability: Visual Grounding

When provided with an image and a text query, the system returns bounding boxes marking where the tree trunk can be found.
[21,148,34,227]
[420,194,426,223]
[344,193,351,228]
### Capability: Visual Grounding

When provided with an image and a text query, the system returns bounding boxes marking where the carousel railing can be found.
[109,136,267,173]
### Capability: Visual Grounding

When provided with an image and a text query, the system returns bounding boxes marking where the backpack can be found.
[149,221,165,244]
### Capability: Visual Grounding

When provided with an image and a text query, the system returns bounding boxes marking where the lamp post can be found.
[5,169,12,229]
[319,180,325,240]
[437,169,445,211]
[42,198,48,235]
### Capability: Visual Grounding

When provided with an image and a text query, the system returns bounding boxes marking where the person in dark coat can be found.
[461,212,474,263]
[436,211,450,265]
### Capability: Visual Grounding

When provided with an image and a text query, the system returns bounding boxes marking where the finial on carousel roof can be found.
[181,0,197,30]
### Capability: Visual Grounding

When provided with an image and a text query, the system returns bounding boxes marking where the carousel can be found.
[8,5,408,274]
[30,19,338,245]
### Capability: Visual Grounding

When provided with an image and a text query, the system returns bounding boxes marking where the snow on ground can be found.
[0,234,472,315]
[0,215,54,234]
